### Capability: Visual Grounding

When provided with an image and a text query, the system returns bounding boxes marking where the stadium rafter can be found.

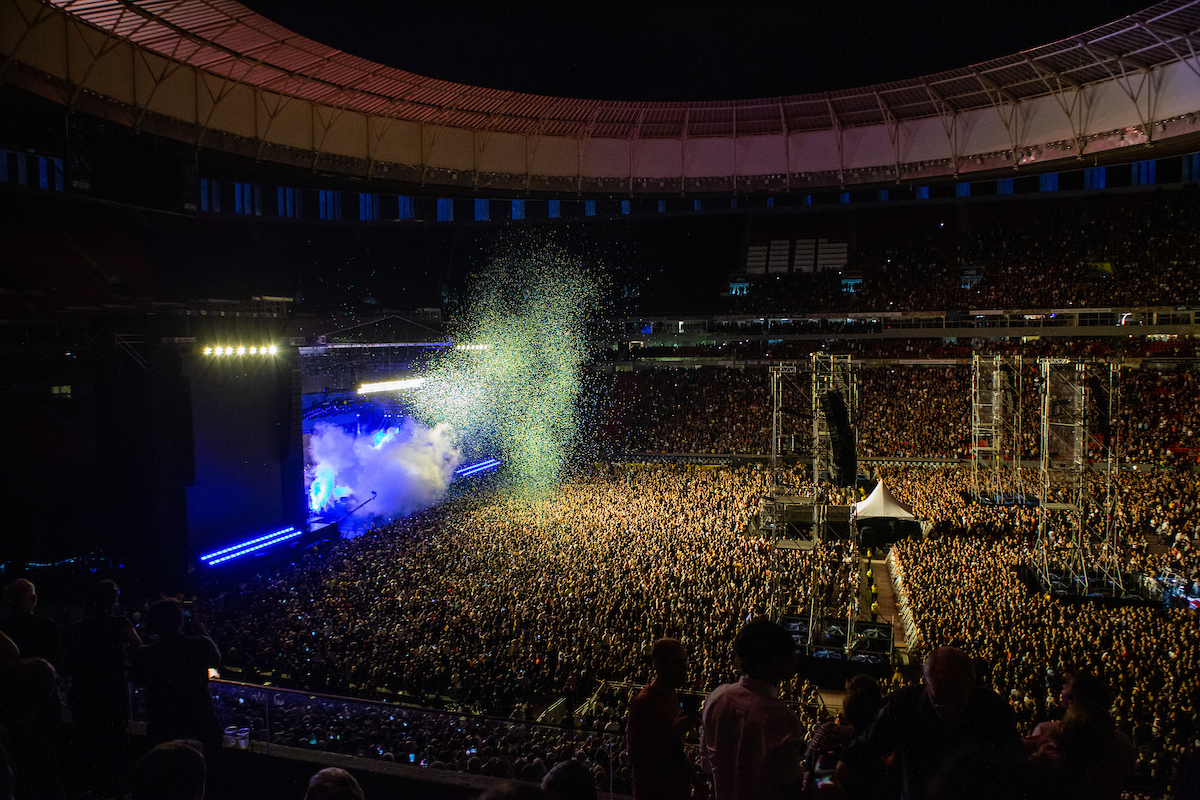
[3,0,1200,192]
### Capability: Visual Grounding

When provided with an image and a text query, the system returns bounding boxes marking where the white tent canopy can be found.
[854,481,916,520]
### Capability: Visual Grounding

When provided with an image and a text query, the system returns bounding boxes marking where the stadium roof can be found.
[37,0,1200,134]
[5,0,1200,192]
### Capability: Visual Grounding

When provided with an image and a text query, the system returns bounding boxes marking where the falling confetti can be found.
[412,241,605,493]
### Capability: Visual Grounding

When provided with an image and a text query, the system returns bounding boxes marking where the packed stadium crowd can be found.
[3,427,1199,797]
[730,193,1200,315]
[609,362,1200,467]
[184,459,1194,794]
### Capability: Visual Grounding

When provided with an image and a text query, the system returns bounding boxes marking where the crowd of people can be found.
[3,358,1200,798]
[605,362,1200,467]
[194,459,1196,796]
[730,192,1200,315]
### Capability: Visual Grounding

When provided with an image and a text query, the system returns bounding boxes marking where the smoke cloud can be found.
[306,418,461,522]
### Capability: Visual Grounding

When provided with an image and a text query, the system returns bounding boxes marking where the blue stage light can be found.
[455,458,501,477]
[200,526,297,562]
[207,529,302,565]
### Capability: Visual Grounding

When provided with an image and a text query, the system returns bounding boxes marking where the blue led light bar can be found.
[200,526,297,562]
[455,458,501,477]
[208,530,302,565]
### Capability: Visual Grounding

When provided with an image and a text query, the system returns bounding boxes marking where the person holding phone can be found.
[130,598,222,758]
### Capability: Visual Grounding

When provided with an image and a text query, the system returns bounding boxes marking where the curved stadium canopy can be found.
[2,0,1200,193]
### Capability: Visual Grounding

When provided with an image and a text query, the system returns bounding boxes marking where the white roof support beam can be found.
[923,80,960,176]
[825,94,844,187]
[1026,57,1088,156]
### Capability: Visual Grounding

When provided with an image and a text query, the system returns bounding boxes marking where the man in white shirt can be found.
[700,618,805,800]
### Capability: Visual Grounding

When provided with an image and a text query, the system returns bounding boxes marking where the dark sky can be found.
[241,0,1153,101]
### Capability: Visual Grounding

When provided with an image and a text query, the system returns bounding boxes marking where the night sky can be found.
[241,0,1154,101]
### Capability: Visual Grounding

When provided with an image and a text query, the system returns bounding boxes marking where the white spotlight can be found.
[204,347,213,355]
[225,347,234,355]
[250,347,258,354]
[268,345,278,355]
[236,346,246,355]
[357,377,426,395]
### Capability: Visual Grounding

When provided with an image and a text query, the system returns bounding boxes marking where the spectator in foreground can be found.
[851,646,1021,800]
[66,579,141,798]
[541,758,597,800]
[700,618,804,800]
[131,739,205,800]
[129,599,221,756]
[0,631,17,668]
[626,638,696,800]
[0,658,63,800]
[804,674,883,793]
[0,580,61,669]
[304,767,364,800]
[1034,699,1136,800]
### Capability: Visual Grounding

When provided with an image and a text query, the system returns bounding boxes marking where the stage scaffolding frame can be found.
[770,362,806,468]
[1034,358,1122,596]
[769,355,871,659]
[810,353,857,490]
[970,355,1027,502]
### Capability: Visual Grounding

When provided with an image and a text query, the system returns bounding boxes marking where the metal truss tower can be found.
[770,363,808,468]
[810,353,857,489]
[1035,359,1122,595]
[970,355,1027,502]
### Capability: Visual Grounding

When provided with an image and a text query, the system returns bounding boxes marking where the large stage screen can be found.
[184,352,294,554]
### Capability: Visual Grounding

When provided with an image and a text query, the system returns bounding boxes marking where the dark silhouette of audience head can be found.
[477,783,554,799]
[731,617,797,684]
[842,674,883,734]
[83,579,120,617]
[304,767,365,800]
[1056,700,1116,768]
[924,646,976,723]
[131,739,206,800]
[1060,670,1111,710]
[2,580,35,616]
[0,658,57,724]
[147,598,185,639]
[650,638,688,688]
[542,758,598,800]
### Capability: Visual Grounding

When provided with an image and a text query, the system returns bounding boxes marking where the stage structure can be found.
[769,363,808,466]
[970,355,1028,503]
[1034,358,1122,596]
[767,355,887,679]
[812,354,858,490]
[767,353,858,542]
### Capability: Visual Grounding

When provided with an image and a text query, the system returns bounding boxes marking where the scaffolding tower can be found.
[1035,358,1122,596]
[770,362,808,467]
[810,353,857,489]
[769,356,878,661]
[970,355,1027,502]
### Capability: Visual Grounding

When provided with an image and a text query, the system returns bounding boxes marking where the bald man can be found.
[627,638,697,800]
[849,646,1021,800]
[0,579,61,668]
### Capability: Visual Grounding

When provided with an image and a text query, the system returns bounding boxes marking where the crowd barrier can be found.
[886,550,923,650]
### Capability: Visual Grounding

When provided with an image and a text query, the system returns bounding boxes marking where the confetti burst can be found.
[412,241,604,493]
